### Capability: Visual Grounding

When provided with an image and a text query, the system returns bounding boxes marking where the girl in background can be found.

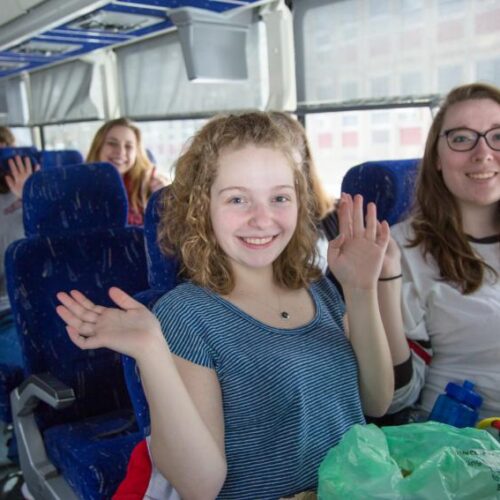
[87,118,167,225]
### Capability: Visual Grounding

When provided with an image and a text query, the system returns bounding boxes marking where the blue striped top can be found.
[153,276,365,499]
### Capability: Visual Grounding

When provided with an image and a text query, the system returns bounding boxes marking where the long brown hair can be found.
[86,118,154,212]
[158,112,322,295]
[409,82,500,294]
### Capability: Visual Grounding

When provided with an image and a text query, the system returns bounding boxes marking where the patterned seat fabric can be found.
[6,163,149,499]
[39,149,84,169]
[123,186,179,436]
[341,159,420,225]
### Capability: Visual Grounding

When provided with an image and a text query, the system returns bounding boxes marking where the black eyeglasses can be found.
[440,127,500,152]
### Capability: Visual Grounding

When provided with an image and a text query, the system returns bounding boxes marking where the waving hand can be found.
[56,288,164,358]
[328,194,390,290]
[6,156,39,199]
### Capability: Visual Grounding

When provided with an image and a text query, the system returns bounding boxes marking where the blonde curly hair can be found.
[158,112,322,295]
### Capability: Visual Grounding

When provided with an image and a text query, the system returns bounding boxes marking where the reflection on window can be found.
[297,0,500,104]
[305,107,432,197]
[139,119,207,181]
[43,121,103,155]
[11,127,33,147]
[438,64,464,93]
[476,57,500,84]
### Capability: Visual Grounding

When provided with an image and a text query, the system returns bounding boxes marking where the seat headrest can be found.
[0,147,40,173]
[40,149,84,169]
[341,159,420,225]
[23,162,128,237]
[144,186,179,290]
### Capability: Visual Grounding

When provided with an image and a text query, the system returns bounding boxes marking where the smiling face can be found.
[437,98,500,216]
[98,125,138,175]
[210,144,298,278]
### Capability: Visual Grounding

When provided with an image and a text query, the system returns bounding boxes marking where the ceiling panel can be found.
[0,0,264,80]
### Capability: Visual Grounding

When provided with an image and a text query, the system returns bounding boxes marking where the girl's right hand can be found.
[56,287,165,358]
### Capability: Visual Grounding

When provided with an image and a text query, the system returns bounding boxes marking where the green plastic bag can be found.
[318,422,500,499]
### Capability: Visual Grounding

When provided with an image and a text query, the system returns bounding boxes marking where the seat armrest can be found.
[10,373,78,499]
[14,373,75,416]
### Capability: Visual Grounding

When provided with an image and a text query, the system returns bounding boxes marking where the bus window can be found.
[43,121,103,155]
[139,119,207,181]
[305,107,432,196]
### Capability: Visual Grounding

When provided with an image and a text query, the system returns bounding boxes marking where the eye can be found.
[228,196,246,205]
[449,130,475,143]
[273,195,291,203]
[488,129,500,143]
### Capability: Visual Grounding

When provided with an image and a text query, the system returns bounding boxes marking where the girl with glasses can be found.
[380,82,500,421]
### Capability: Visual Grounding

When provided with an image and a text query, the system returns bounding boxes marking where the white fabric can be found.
[29,60,102,123]
[389,219,500,419]
[0,192,24,313]
[115,22,268,117]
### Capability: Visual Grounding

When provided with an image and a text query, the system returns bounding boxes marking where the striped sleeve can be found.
[152,289,216,369]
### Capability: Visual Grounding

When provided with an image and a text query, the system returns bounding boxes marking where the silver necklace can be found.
[232,289,291,321]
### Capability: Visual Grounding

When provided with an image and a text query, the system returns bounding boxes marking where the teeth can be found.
[242,236,274,245]
[467,172,496,180]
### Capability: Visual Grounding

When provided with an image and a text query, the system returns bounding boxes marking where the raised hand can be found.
[328,193,390,290]
[380,236,402,279]
[56,287,165,358]
[6,156,39,199]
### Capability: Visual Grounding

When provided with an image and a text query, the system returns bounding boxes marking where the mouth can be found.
[239,235,277,247]
[466,172,497,181]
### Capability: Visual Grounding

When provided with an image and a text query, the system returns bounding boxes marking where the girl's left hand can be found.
[6,156,39,199]
[327,193,390,290]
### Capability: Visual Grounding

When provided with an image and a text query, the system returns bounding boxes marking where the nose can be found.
[249,202,273,228]
[471,136,494,162]
[111,142,126,156]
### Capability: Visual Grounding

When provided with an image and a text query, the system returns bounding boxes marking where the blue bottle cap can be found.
[445,380,483,410]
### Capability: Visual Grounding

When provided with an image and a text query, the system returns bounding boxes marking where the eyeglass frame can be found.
[439,126,500,152]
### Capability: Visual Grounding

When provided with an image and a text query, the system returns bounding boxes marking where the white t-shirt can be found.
[0,191,24,313]
[389,219,500,419]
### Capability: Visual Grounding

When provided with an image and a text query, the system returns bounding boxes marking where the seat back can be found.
[123,186,179,435]
[6,163,149,429]
[40,149,84,169]
[341,159,420,225]
[0,147,40,170]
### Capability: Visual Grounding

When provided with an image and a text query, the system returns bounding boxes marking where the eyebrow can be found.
[446,124,500,130]
[217,185,295,195]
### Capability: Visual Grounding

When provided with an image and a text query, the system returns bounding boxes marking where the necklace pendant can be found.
[280,311,290,320]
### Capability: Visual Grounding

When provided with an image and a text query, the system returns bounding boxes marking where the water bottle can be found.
[428,380,483,428]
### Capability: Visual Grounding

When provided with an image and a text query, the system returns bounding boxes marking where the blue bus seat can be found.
[0,147,40,171]
[123,186,180,437]
[40,149,84,169]
[341,159,420,225]
[5,163,149,499]
[0,148,40,426]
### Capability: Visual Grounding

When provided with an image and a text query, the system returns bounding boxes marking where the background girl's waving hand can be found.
[6,156,39,199]
[56,288,164,358]
[328,193,390,290]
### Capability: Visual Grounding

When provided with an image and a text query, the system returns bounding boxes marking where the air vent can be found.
[68,10,161,34]
[0,61,27,71]
[10,40,78,57]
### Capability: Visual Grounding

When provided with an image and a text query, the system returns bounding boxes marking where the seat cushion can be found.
[44,410,141,500]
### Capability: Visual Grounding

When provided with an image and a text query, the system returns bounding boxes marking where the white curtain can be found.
[115,21,268,117]
[30,60,103,123]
